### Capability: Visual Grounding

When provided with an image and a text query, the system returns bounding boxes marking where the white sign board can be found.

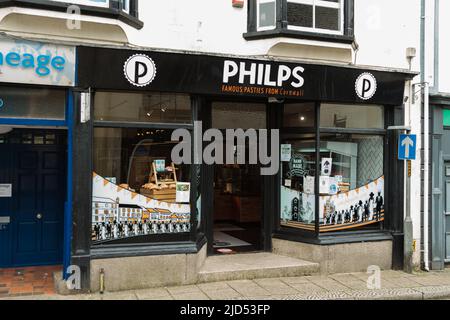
[321,158,333,176]
[281,144,292,162]
[176,182,191,204]
[0,184,12,198]
[0,38,76,86]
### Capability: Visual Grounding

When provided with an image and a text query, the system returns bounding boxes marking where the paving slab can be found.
[135,288,172,300]
[283,282,329,294]
[226,280,272,297]
[166,285,202,296]
[308,278,351,292]
[173,291,211,300]
[253,278,300,295]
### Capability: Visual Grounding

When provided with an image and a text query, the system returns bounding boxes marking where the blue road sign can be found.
[399,134,417,160]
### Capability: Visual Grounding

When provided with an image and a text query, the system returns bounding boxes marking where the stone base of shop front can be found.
[88,245,207,293]
[272,238,393,275]
[55,238,394,293]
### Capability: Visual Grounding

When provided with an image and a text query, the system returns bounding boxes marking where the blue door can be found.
[0,129,66,268]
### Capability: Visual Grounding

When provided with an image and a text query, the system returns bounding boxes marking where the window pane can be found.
[280,134,317,230]
[0,86,65,120]
[287,2,313,28]
[320,104,384,129]
[92,127,192,245]
[283,103,316,127]
[94,92,192,124]
[315,6,340,31]
[444,109,450,127]
[259,1,276,28]
[319,134,384,232]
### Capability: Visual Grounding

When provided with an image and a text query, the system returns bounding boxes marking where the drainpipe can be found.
[424,82,430,272]
[421,0,430,272]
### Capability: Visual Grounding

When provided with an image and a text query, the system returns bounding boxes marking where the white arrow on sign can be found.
[402,136,415,158]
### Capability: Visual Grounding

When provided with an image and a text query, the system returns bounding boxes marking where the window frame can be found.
[0,0,143,29]
[256,0,278,31]
[91,90,198,248]
[278,102,388,236]
[246,0,354,43]
[286,0,344,36]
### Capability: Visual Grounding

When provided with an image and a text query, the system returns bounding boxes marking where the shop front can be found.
[0,37,76,269]
[72,45,414,291]
[429,95,450,270]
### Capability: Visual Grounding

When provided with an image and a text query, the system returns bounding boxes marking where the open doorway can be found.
[210,102,266,255]
[213,163,263,253]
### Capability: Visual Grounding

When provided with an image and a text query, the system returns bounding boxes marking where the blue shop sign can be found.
[0,38,75,86]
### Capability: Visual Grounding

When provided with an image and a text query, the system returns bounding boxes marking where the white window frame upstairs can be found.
[257,0,277,31]
[121,0,130,14]
[50,0,110,9]
[287,0,344,35]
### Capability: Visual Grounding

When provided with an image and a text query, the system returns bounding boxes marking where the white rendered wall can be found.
[438,0,450,93]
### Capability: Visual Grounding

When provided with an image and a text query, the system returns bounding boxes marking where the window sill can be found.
[243,29,354,45]
[91,236,207,260]
[274,229,393,246]
[0,0,144,29]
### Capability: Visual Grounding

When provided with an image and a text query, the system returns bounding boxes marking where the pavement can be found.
[3,269,450,300]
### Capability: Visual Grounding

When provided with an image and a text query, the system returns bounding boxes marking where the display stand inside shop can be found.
[140,161,178,202]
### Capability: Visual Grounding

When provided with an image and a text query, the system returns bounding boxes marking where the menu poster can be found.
[321,158,333,176]
[304,176,315,195]
[319,176,330,194]
[155,160,166,172]
[176,182,191,203]
[281,144,292,162]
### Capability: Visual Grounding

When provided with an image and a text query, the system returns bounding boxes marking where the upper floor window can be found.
[0,0,142,29]
[286,0,343,35]
[257,0,277,31]
[248,0,353,43]
[120,0,130,14]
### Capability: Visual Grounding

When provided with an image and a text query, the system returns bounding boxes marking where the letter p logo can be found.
[124,54,157,87]
[356,73,377,100]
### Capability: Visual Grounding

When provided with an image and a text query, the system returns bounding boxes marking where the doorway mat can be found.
[213,231,252,248]
[214,223,245,232]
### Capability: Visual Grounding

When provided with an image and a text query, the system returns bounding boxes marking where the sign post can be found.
[398,134,417,273]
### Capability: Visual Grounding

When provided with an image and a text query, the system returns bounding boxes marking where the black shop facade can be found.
[70,45,414,292]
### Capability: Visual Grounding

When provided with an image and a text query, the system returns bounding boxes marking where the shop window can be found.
[280,103,386,234]
[283,103,316,128]
[318,134,384,230]
[93,127,192,244]
[0,86,66,120]
[94,92,192,124]
[443,109,450,128]
[280,133,317,229]
[320,104,384,129]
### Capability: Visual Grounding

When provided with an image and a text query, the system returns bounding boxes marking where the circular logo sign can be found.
[355,72,377,100]
[124,54,157,87]
[0,99,3,109]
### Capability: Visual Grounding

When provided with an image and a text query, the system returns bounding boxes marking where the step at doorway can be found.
[198,253,319,283]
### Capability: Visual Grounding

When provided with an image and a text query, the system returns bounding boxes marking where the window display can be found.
[280,103,386,233]
[92,128,192,244]
[280,134,316,230]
